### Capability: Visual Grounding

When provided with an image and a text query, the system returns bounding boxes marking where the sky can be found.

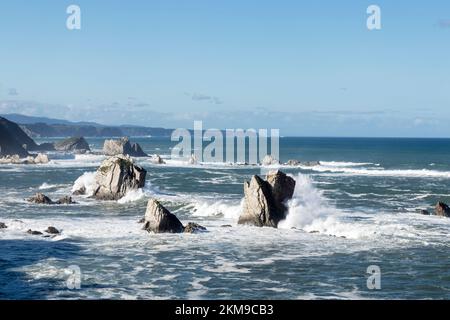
[0,0,449,137]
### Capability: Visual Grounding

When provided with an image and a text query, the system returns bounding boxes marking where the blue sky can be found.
[0,0,449,136]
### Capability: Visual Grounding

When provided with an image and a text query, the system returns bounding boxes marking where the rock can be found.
[266,170,296,215]
[72,186,86,196]
[0,154,21,164]
[138,217,145,224]
[261,155,279,166]
[187,154,198,165]
[92,155,147,200]
[27,193,53,204]
[0,222,7,229]
[130,142,148,157]
[56,196,76,204]
[34,153,49,164]
[54,137,88,152]
[45,226,60,234]
[300,161,320,167]
[420,209,431,215]
[435,202,450,217]
[0,117,33,157]
[54,137,90,152]
[103,137,147,157]
[27,229,43,235]
[285,159,300,166]
[221,224,232,228]
[143,199,184,233]
[184,222,207,233]
[152,154,165,164]
[238,170,296,228]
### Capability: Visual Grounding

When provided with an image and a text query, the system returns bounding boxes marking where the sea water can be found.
[1,137,450,299]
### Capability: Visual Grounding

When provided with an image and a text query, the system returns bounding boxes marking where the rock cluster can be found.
[27,193,76,205]
[0,153,49,165]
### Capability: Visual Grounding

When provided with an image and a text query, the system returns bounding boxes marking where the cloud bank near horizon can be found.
[1,99,448,138]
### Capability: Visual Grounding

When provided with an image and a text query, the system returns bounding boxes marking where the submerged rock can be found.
[152,154,166,164]
[238,170,296,228]
[27,193,53,204]
[0,222,7,229]
[435,202,450,217]
[45,226,60,234]
[285,159,300,166]
[184,222,207,233]
[54,137,90,152]
[92,155,147,200]
[27,229,43,235]
[143,199,184,233]
[103,137,147,157]
[56,196,76,205]
[72,186,86,196]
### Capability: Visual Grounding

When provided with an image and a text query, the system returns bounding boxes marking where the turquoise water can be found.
[1,137,450,299]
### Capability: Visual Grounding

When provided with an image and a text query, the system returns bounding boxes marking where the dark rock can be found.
[285,159,300,166]
[45,226,60,234]
[420,209,431,216]
[0,117,31,157]
[220,224,232,228]
[435,202,450,217]
[0,222,7,229]
[72,186,86,196]
[143,199,184,233]
[238,170,296,228]
[300,161,320,166]
[27,193,53,204]
[54,137,90,152]
[56,196,76,204]
[92,155,147,200]
[138,217,145,223]
[184,222,207,233]
[152,155,166,164]
[27,229,43,235]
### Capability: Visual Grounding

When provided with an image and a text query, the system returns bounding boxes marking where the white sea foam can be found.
[118,189,145,204]
[72,171,97,196]
[190,198,243,220]
[38,182,58,190]
[301,164,450,179]
[319,161,377,167]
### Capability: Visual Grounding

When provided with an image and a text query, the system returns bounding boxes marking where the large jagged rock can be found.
[54,137,90,152]
[435,202,450,217]
[103,137,147,157]
[92,155,146,200]
[143,199,184,233]
[238,170,296,228]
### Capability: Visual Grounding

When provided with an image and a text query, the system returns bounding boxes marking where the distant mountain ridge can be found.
[0,114,173,138]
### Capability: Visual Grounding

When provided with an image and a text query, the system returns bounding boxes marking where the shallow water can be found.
[1,137,450,299]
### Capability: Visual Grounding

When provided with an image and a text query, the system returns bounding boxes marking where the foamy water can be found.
[2,137,450,299]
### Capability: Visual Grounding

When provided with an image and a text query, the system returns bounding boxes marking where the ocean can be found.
[1,137,450,299]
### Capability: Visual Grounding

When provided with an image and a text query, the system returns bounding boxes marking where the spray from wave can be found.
[71,172,97,196]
